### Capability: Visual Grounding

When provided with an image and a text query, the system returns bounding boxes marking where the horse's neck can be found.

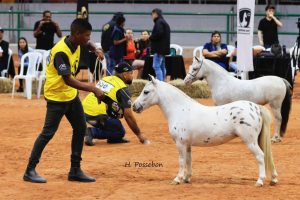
[204,63,231,88]
[157,83,198,121]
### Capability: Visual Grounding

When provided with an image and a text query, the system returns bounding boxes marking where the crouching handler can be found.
[82,62,149,145]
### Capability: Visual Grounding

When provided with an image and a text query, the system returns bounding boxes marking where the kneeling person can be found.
[82,62,148,145]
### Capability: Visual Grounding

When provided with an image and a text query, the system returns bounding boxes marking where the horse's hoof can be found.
[183,178,191,183]
[171,180,180,185]
[270,179,278,186]
[255,182,263,187]
[271,136,282,143]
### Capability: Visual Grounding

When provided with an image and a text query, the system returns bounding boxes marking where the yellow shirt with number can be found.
[82,75,127,116]
[44,37,80,102]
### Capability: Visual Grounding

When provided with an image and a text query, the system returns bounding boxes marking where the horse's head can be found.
[183,57,204,85]
[133,75,160,113]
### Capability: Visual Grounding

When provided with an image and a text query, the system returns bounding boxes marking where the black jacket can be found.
[0,40,9,72]
[150,16,170,55]
[101,20,116,52]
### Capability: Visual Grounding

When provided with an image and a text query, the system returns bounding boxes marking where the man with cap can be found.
[82,62,149,145]
[0,27,11,76]
[258,5,283,49]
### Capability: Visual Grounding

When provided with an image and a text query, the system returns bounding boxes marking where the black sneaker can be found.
[84,128,94,146]
[107,138,130,144]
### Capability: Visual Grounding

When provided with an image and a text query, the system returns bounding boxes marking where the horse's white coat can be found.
[133,77,277,186]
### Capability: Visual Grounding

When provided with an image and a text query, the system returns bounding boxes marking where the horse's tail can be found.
[280,78,292,137]
[258,105,275,177]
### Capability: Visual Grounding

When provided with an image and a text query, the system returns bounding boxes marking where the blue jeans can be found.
[152,53,166,81]
[107,55,124,76]
[85,114,125,141]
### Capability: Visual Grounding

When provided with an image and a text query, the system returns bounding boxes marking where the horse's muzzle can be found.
[132,103,143,113]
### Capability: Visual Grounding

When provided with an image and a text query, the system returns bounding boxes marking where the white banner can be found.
[237,0,255,72]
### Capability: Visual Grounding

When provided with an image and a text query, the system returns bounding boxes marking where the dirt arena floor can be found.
[0,73,300,199]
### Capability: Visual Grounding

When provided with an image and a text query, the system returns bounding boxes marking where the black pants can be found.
[27,96,87,169]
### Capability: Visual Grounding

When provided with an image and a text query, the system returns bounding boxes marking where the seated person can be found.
[123,29,136,65]
[202,31,228,69]
[132,30,151,79]
[229,41,265,72]
[17,37,34,92]
[82,62,148,145]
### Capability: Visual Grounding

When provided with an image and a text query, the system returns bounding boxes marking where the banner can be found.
[237,0,255,72]
[76,0,89,21]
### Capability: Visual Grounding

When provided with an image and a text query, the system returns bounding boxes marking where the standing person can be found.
[258,5,283,49]
[33,10,62,50]
[17,37,34,92]
[101,12,124,74]
[202,31,228,70]
[82,62,149,145]
[23,19,105,183]
[108,15,128,75]
[149,8,170,81]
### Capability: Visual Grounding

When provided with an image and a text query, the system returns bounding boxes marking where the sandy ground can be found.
[0,73,300,199]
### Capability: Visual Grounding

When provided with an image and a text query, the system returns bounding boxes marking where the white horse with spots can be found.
[133,76,278,187]
[184,57,292,143]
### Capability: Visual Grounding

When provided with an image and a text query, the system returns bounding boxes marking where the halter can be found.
[188,58,203,79]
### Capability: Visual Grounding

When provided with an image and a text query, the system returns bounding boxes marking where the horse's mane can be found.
[158,81,197,103]
[204,59,230,76]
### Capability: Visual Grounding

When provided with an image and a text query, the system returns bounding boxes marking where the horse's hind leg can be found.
[183,145,192,183]
[171,142,187,185]
[246,142,266,187]
[270,105,282,143]
[270,167,278,186]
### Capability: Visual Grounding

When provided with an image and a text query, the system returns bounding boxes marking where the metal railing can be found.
[0,10,299,44]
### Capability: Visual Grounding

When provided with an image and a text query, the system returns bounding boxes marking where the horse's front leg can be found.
[270,106,282,143]
[183,145,192,183]
[171,142,187,185]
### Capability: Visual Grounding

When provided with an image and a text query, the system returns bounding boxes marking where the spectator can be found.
[0,27,14,78]
[202,31,228,69]
[101,12,124,74]
[33,10,62,50]
[123,29,137,65]
[258,5,283,49]
[108,15,128,75]
[132,30,151,79]
[82,62,148,145]
[23,19,105,184]
[149,8,170,81]
[17,37,34,92]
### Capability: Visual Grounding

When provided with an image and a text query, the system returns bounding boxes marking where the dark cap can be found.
[0,27,4,33]
[114,62,133,73]
[265,5,275,11]
[114,12,124,17]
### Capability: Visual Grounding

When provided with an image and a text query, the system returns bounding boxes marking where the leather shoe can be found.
[107,138,130,144]
[23,168,47,183]
[68,167,96,182]
[84,128,94,146]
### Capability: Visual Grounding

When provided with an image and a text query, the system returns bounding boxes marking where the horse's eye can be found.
[144,91,149,95]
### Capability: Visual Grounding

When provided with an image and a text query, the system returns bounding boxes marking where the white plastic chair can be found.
[170,44,183,55]
[226,45,235,57]
[37,50,50,99]
[193,46,204,61]
[0,49,13,78]
[12,52,42,99]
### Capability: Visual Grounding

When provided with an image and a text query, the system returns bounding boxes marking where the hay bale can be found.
[128,78,211,98]
[169,79,211,98]
[128,79,148,96]
[0,78,13,93]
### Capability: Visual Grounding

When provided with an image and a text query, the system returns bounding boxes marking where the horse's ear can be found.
[148,74,157,84]
[194,56,200,62]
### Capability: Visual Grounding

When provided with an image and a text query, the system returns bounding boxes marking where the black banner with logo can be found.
[76,0,89,21]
